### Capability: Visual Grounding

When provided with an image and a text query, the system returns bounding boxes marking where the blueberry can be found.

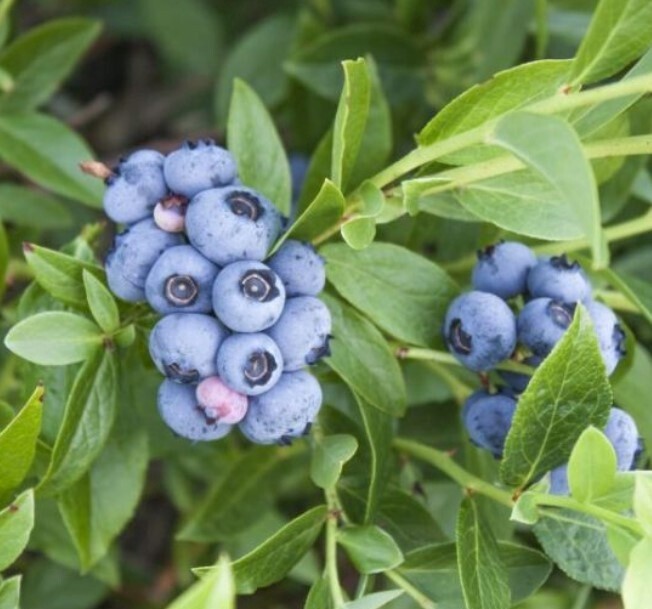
[443,291,517,371]
[497,355,542,394]
[157,379,232,441]
[517,298,574,356]
[549,464,570,495]
[196,377,248,424]
[604,407,639,471]
[267,297,331,371]
[462,389,517,458]
[103,149,167,225]
[163,139,237,198]
[186,186,283,265]
[239,370,322,445]
[105,218,183,302]
[145,245,219,314]
[585,301,626,375]
[212,261,286,332]
[471,241,537,300]
[267,240,326,297]
[149,314,228,383]
[527,255,591,303]
[216,333,283,396]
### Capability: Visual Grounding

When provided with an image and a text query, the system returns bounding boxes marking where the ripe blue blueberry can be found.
[186,186,283,266]
[103,149,167,225]
[145,245,219,315]
[267,297,331,371]
[471,241,537,300]
[149,314,228,383]
[267,240,326,297]
[527,254,591,303]
[212,261,286,332]
[443,291,517,371]
[497,355,542,394]
[585,300,626,375]
[105,218,183,302]
[604,407,639,471]
[163,139,237,198]
[239,370,322,445]
[216,333,283,396]
[517,298,574,356]
[462,389,517,458]
[157,379,232,441]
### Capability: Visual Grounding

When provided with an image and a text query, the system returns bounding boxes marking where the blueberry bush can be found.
[1,0,652,608]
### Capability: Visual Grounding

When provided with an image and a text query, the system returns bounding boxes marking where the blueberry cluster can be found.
[101,141,331,445]
[444,241,640,491]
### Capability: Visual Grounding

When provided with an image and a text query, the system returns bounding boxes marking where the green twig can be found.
[325,487,346,608]
[393,437,514,508]
[385,570,438,609]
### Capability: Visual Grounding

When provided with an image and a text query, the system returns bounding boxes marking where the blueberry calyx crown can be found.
[165,274,199,306]
[550,253,580,272]
[227,191,263,221]
[240,270,280,302]
[244,350,278,386]
[476,240,504,261]
[163,362,199,384]
[613,324,627,357]
[449,318,473,355]
[183,138,215,150]
[306,336,331,365]
[547,300,575,329]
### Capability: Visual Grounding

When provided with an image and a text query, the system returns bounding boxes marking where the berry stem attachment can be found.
[79,160,114,180]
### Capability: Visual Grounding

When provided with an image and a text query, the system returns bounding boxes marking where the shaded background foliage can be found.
[0,0,651,608]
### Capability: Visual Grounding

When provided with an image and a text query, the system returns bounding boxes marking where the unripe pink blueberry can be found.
[154,196,188,233]
[196,376,248,424]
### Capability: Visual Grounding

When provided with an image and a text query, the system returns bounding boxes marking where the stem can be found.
[422,360,472,405]
[535,494,644,537]
[397,346,534,375]
[571,584,592,609]
[385,570,438,609]
[393,437,514,508]
[325,487,346,609]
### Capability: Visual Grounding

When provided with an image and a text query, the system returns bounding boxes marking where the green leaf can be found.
[215,14,294,125]
[297,129,333,214]
[321,294,407,417]
[622,537,652,609]
[226,506,327,594]
[311,434,358,489]
[0,113,103,207]
[456,496,511,609]
[399,541,552,606]
[341,217,375,250]
[40,349,117,495]
[418,60,572,161]
[285,23,423,103]
[304,576,332,609]
[534,509,624,591]
[0,222,7,302]
[633,475,652,532]
[179,447,297,542]
[500,305,613,488]
[337,525,403,574]
[603,270,652,327]
[0,490,34,570]
[0,185,71,229]
[4,312,103,366]
[0,385,43,502]
[488,111,606,267]
[227,79,291,216]
[0,18,101,112]
[567,426,617,503]
[271,179,344,253]
[23,244,104,309]
[168,555,235,609]
[82,271,119,333]
[569,0,652,86]
[58,399,148,570]
[343,590,403,609]
[139,0,222,75]
[331,58,371,191]
[0,576,20,609]
[321,242,458,347]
